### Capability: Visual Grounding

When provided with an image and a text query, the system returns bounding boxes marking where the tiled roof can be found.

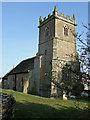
[8,57,36,75]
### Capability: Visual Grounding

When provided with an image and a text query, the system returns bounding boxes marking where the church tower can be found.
[38,6,79,97]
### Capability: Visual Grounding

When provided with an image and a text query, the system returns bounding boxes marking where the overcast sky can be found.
[2,2,88,77]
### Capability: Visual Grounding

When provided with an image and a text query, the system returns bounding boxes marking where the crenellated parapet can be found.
[39,6,77,27]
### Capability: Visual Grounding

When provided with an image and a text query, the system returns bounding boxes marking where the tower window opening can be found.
[64,25,68,36]
[45,50,47,55]
[45,27,49,37]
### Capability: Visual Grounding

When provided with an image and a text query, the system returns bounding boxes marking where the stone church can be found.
[2,6,80,98]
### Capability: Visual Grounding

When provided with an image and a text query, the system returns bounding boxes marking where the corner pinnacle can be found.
[39,16,42,22]
[53,5,58,14]
[73,14,76,20]
[54,6,57,11]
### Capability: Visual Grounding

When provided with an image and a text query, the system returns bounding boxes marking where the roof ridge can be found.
[21,56,36,63]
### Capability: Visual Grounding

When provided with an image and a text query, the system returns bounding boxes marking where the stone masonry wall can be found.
[8,72,31,94]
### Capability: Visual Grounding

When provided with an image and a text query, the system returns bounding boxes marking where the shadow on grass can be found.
[13,100,89,119]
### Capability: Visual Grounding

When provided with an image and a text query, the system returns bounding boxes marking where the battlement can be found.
[39,6,77,27]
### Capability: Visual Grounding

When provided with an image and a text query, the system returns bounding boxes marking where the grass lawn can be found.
[2,89,90,119]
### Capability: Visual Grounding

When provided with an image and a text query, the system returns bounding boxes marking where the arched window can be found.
[62,69,71,81]
[64,25,68,36]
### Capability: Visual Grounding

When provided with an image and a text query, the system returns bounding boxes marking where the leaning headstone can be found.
[63,92,68,100]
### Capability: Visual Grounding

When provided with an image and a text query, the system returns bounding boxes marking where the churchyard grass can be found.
[2,89,89,119]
